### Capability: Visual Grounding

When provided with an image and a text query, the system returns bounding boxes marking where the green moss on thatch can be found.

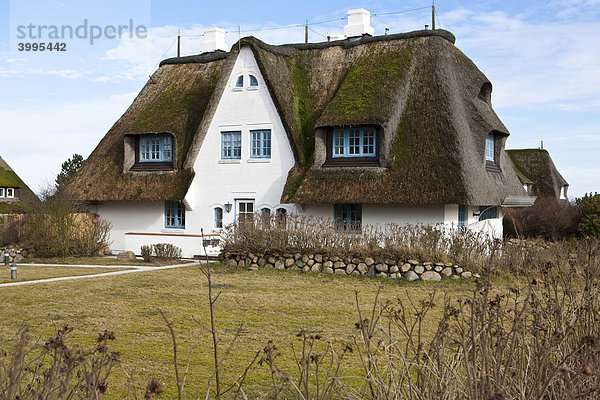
[289,54,317,166]
[0,168,23,188]
[0,203,25,213]
[319,47,411,125]
[281,168,307,203]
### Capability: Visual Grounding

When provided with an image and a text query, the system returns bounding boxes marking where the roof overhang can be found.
[502,196,536,207]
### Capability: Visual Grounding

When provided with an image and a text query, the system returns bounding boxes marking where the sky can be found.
[0,0,599,199]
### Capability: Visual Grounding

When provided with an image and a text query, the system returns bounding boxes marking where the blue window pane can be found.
[214,207,223,228]
[334,204,362,233]
[486,133,495,162]
[458,204,466,232]
[139,134,173,162]
[250,129,271,158]
[479,206,498,220]
[165,201,185,228]
[235,75,244,87]
[332,127,376,158]
[221,131,241,159]
[249,75,258,86]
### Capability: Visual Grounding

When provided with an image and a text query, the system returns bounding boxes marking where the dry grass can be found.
[0,265,131,284]
[0,264,476,398]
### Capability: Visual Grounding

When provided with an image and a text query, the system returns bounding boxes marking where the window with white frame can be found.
[237,200,254,229]
[6,188,14,198]
[214,207,223,229]
[249,75,258,87]
[485,133,495,162]
[139,134,173,163]
[334,204,362,233]
[221,131,241,159]
[479,206,498,221]
[332,127,376,158]
[251,129,271,158]
[0,188,4,197]
[235,75,244,88]
[165,201,185,228]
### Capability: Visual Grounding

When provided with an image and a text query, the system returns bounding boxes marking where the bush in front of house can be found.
[504,196,580,240]
[577,192,600,237]
[140,243,182,262]
[24,193,111,257]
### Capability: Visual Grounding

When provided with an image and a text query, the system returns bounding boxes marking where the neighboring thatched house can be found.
[68,9,534,257]
[507,149,569,200]
[0,155,38,213]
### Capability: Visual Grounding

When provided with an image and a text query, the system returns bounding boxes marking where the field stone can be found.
[285,258,295,268]
[268,256,276,264]
[274,260,285,270]
[311,264,322,273]
[294,253,302,260]
[455,267,464,274]
[334,261,345,269]
[414,265,425,274]
[421,271,442,281]
[301,266,310,273]
[434,266,443,272]
[352,258,361,265]
[301,255,309,263]
[265,263,274,269]
[461,271,472,278]
[352,270,360,276]
[389,265,399,273]
[384,259,395,265]
[441,267,453,277]
[238,259,246,268]
[451,275,460,280]
[252,256,258,263]
[377,272,388,277]
[364,257,375,267]
[330,256,339,262]
[404,271,419,281]
[408,259,419,265]
[357,263,368,274]
[424,264,433,271]
[400,263,412,273]
[473,273,481,279]
[325,267,334,274]
[258,258,266,267]
[249,264,259,271]
[315,254,323,263]
[323,261,333,268]
[307,259,315,267]
[375,263,388,272]
[225,259,238,269]
[346,264,356,274]
[117,251,136,261]
[334,268,346,275]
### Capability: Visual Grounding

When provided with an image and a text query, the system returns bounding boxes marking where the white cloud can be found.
[47,69,84,79]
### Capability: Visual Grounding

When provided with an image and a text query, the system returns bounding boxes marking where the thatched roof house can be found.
[0,156,38,212]
[67,11,535,256]
[507,149,569,199]
[69,29,526,207]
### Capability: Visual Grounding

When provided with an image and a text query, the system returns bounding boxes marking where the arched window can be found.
[214,207,223,228]
[249,75,258,87]
[235,75,244,88]
[261,208,271,228]
[276,208,287,227]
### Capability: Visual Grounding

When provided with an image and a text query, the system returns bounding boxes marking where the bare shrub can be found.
[0,327,120,399]
[0,214,25,246]
[141,244,152,262]
[140,243,182,263]
[24,193,111,257]
[506,196,580,239]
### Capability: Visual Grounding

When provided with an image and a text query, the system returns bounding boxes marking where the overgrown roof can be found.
[506,149,568,199]
[0,155,39,206]
[69,29,527,205]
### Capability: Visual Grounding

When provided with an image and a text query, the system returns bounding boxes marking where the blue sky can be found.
[1,0,599,198]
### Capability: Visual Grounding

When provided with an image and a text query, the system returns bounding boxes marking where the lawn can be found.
[0,264,481,398]
[0,264,131,284]
[22,255,189,266]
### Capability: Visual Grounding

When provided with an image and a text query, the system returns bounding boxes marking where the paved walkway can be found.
[0,261,200,288]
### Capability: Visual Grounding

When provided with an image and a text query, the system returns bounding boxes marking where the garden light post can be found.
[11,264,17,280]
[4,251,8,265]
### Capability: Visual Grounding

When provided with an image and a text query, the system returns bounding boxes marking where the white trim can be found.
[247,159,270,163]
[161,228,185,234]
[218,159,241,164]
[6,188,14,198]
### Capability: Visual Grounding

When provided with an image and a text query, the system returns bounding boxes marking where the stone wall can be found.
[1,247,26,263]
[220,252,477,281]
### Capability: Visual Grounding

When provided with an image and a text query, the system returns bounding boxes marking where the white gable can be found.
[184,46,296,231]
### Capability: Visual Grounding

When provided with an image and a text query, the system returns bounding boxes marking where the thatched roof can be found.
[69,30,526,206]
[506,149,568,199]
[0,155,39,209]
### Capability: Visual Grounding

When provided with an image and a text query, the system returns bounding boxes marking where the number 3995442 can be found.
[18,42,66,51]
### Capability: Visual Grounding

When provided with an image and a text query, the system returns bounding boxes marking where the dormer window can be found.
[485,133,495,162]
[235,75,244,88]
[130,133,175,171]
[324,126,380,167]
[249,75,258,87]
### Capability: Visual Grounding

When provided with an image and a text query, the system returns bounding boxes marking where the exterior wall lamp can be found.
[224,202,232,213]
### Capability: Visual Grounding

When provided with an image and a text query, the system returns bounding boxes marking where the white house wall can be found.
[300,204,445,226]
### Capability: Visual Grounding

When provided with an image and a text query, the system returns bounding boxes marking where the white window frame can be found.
[485,133,495,162]
[0,188,4,197]
[6,188,14,198]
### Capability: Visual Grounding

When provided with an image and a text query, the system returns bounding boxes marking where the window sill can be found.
[130,162,174,171]
[247,87,258,91]
[218,159,241,164]
[323,157,380,167]
[232,87,243,92]
[485,162,501,173]
[247,158,271,163]
[161,228,185,233]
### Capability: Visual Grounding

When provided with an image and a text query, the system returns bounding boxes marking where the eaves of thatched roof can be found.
[68,29,526,206]
[506,149,568,199]
[0,155,39,206]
